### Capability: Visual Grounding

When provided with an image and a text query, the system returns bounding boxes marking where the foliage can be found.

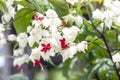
[0,0,120,80]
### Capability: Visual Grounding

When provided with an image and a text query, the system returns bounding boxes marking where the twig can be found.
[85,3,120,79]
[116,29,118,53]
[91,20,120,80]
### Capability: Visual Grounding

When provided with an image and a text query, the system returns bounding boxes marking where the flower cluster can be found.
[10,9,88,70]
[0,0,17,48]
[0,0,23,49]
[0,24,6,48]
[92,0,120,29]
[2,0,16,23]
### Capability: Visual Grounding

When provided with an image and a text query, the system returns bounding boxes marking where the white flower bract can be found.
[66,0,78,5]
[17,32,28,48]
[8,34,16,41]
[112,53,120,63]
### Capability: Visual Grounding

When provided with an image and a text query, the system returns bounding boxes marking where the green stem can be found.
[0,54,15,59]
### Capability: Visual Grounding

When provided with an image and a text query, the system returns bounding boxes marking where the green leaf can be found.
[13,42,19,50]
[63,58,71,78]
[29,0,44,13]
[86,37,103,45]
[91,0,104,3]
[13,8,35,34]
[82,62,104,80]
[8,74,29,80]
[83,19,94,30]
[74,33,87,43]
[48,0,69,17]
[0,0,8,13]
[93,19,102,27]
[15,0,34,9]
[76,5,83,15]
[48,69,67,80]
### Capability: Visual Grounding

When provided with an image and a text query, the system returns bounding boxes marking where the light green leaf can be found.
[13,42,19,50]
[83,19,94,30]
[13,8,35,34]
[0,0,8,13]
[93,19,102,27]
[91,0,103,3]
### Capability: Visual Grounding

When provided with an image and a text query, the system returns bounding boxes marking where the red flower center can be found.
[34,60,41,67]
[16,65,22,71]
[40,43,51,53]
[59,38,69,50]
[34,13,44,21]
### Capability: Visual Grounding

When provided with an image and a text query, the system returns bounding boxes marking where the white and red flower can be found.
[11,9,87,67]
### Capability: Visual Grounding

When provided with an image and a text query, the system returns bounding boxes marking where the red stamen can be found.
[40,43,51,53]
[61,22,66,27]
[34,13,44,21]
[39,17,44,21]
[34,14,39,20]
[59,38,69,50]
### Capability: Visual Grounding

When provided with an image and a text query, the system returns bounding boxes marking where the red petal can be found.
[41,48,47,53]
[34,60,41,67]
[61,44,69,50]
[41,43,51,53]
[59,38,69,50]
[41,44,46,47]
[16,65,22,71]
[46,43,51,50]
